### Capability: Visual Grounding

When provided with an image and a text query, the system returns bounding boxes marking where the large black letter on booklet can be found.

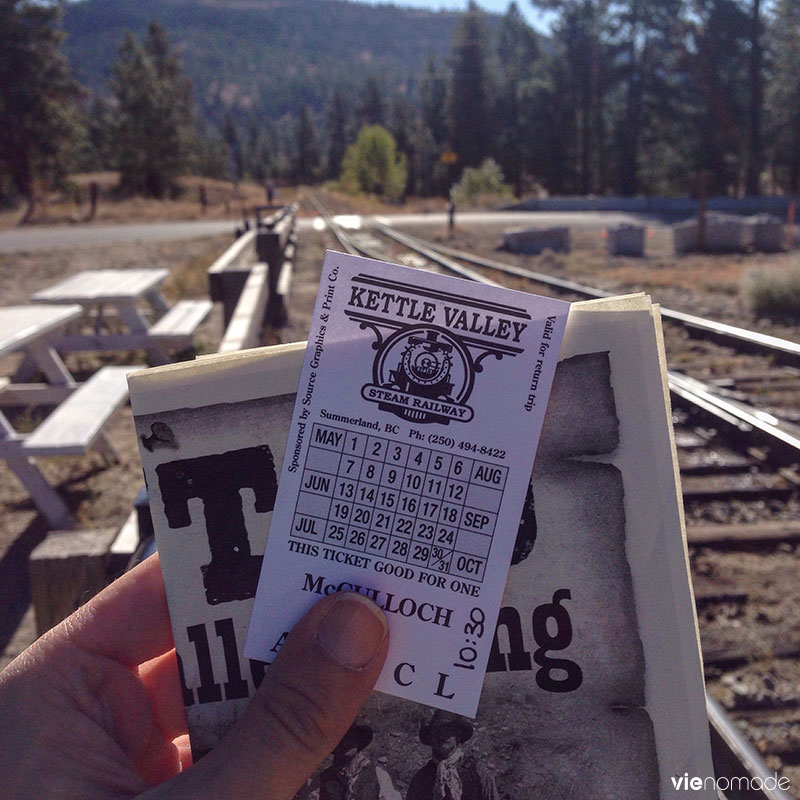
[156,446,277,605]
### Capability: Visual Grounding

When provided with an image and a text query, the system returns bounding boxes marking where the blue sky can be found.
[350,0,552,33]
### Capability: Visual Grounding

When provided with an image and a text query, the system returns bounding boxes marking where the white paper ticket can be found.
[246,250,569,715]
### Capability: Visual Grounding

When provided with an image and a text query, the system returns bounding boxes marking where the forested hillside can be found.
[62,0,465,119]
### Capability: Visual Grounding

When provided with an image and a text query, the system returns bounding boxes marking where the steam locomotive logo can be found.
[361,325,476,425]
[396,331,453,392]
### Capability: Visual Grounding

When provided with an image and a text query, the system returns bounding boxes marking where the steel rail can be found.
[707,694,795,800]
[304,192,391,261]
[304,192,360,256]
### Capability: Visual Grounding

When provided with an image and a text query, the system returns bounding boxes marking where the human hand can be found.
[0,554,388,799]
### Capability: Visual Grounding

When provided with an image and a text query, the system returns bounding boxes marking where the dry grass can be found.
[741,266,800,322]
[310,185,451,217]
[0,176,445,228]
[0,174,303,229]
[0,234,231,304]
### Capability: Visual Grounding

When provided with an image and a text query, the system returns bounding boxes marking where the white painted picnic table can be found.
[30,269,211,364]
[0,304,87,527]
[0,304,83,389]
[31,268,171,336]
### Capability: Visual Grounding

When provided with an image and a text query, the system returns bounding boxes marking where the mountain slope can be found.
[62,0,466,119]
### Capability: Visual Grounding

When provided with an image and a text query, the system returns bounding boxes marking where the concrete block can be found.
[607,224,645,256]
[704,215,748,252]
[673,215,749,254]
[503,226,570,254]
[748,214,785,252]
[673,220,698,254]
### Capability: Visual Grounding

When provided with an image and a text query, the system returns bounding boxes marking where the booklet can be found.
[243,252,569,716]
[128,285,714,797]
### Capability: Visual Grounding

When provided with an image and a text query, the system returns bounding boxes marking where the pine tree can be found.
[110,20,194,198]
[292,106,319,184]
[420,55,448,147]
[744,0,764,195]
[222,114,244,182]
[389,94,418,198]
[519,60,574,194]
[495,3,539,196]
[0,0,82,219]
[448,2,495,170]
[244,118,277,184]
[765,0,800,192]
[531,0,613,193]
[356,76,386,128]
[606,0,688,195]
[85,97,114,170]
[686,0,750,194]
[193,118,228,180]
[325,89,351,180]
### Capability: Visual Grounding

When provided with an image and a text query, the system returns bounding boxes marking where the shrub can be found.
[340,126,407,201]
[449,158,513,206]
[742,268,800,321]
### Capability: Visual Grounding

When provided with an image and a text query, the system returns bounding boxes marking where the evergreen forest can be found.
[2,0,799,215]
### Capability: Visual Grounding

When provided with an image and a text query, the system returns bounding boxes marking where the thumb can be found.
[152,592,388,799]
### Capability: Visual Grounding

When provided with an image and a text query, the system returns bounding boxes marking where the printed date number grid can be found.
[291,423,508,582]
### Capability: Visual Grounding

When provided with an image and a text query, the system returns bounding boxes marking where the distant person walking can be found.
[88,181,99,220]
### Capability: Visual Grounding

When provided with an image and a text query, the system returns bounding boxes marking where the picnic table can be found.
[0,304,81,394]
[31,269,211,364]
[0,304,135,528]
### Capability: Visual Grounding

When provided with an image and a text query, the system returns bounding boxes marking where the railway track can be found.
[305,190,800,798]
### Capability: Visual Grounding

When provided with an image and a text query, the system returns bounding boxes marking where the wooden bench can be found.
[269,257,293,327]
[22,365,134,459]
[218,264,269,353]
[208,204,297,332]
[110,507,142,566]
[29,528,118,635]
[208,229,258,326]
[148,298,212,363]
[149,299,213,340]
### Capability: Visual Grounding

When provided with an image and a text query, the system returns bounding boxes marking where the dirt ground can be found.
[0,174,302,229]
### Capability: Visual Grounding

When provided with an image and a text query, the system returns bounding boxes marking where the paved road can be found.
[0,211,651,254]
[0,219,238,254]
[368,210,647,228]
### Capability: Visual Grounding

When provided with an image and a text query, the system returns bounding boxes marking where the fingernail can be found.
[314,593,388,671]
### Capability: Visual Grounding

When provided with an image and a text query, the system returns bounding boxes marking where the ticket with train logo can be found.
[245,250,569,715]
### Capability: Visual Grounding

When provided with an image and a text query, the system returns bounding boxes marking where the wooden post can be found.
[697,171,708,252]
[29,529,117,636]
